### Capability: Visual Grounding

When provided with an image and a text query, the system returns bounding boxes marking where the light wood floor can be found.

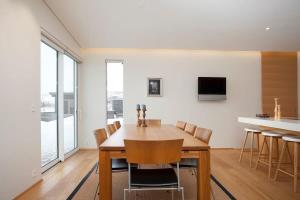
[16,149,300,200]
[16,150,98,200]
[211,149,300,200]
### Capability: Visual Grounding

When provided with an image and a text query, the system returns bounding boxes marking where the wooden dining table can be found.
[99,124,211,200]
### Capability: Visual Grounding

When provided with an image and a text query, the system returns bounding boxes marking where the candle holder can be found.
[141,108,147,127]
[136,108,141,127]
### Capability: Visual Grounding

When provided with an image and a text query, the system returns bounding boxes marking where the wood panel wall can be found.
[261,52,298,118]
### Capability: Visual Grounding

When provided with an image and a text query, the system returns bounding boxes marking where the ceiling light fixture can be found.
[265,27,271,31]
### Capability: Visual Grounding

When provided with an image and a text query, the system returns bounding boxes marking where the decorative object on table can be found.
[147,78,162,97]
[277,105,281,119]
[136,104,141,127]
[274,98,280,120]
[141,104,147,127]
[256,114,270,118]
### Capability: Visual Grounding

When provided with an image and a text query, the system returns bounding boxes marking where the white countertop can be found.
[238,117,300,132]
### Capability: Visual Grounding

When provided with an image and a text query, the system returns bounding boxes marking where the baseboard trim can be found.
[79,147,97,150]
[13,178,43,199]
[80,147,236,150]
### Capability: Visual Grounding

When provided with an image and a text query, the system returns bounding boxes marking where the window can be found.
[40,40,79,170]
[40,42,59,167]
[106,61,124,124]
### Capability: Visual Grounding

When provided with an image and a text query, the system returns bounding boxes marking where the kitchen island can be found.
[238,117,300,132]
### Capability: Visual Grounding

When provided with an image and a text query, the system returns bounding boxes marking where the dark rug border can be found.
[66,163,236,200]
[210,174,236,200]
[66,163,98,200]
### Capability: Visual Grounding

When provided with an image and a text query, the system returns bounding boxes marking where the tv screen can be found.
[198,77,226,95]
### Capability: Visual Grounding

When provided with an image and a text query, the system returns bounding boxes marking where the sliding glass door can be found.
[40,42,59,167]
[40,40,78,169]
[63,55,77,154]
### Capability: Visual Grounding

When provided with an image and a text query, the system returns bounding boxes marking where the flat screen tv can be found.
[198,77,226,100]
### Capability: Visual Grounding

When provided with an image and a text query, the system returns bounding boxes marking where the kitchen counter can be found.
[238,117,300,132]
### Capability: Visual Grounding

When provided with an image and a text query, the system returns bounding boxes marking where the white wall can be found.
[0,0,80,199]
[79,49,261,148]
[298,52,300,117]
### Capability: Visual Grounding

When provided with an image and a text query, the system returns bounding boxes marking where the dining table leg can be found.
[198,149,211,200]
[99,150,112,200]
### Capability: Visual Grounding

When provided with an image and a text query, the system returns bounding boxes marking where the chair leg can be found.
[268,136,273,179]
[94,183,99,200]
[294,143,298,192]
[250,132,254,167]
[96,163,99,174]
[239,131,249,162]
[256,136,267,169]
[181,188,185,200]
[286,143,293,164]
[124,190,126,200]
[256,133,260,152]
[276,138,280,160]
[171,190,174,200]
[193,168,197,176]
[274,141,287,181]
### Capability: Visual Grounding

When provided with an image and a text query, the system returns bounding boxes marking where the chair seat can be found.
[130,168,178,187]
[112,159,128,171]
[282,135,300,143]
[262,131,282,137]
[178,158,197,168]
[244,128,261,133]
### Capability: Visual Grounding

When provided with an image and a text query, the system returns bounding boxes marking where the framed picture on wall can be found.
[147,78,162,97]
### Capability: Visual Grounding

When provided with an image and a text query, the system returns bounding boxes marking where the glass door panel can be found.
[63,55,77,153]
[40,42,58,167]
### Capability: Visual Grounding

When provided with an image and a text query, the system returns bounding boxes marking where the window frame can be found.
[105,59,124,124]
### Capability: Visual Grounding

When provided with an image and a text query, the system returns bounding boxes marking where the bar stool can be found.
[255,131,282,178]
[239,128,261,167]
[274,135,300,192]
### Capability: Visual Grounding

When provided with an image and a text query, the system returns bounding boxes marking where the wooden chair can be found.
[94,128,128,199]
[184,123,197,136]
[177,127,214,199]
[145,119,161,127]
[113,121,121,130]
[94,128,128,171]
[176,121,186,130]
[274,135,299,192]
[194,127,212,144]
[178,127,212,168]
[124,139,184,200]
[107,124,117,136]
[94,128,108,147]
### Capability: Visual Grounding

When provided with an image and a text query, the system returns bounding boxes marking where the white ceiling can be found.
[45,0,300,51]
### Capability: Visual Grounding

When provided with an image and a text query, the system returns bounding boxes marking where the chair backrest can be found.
[94,128,108,147]
[124,139,183,164]
[113,121,121,130]
[145,119,161,127]
[194,127,212,144]
[107,124,117,136]
[176,121,187,130]
[184,123,197,136]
